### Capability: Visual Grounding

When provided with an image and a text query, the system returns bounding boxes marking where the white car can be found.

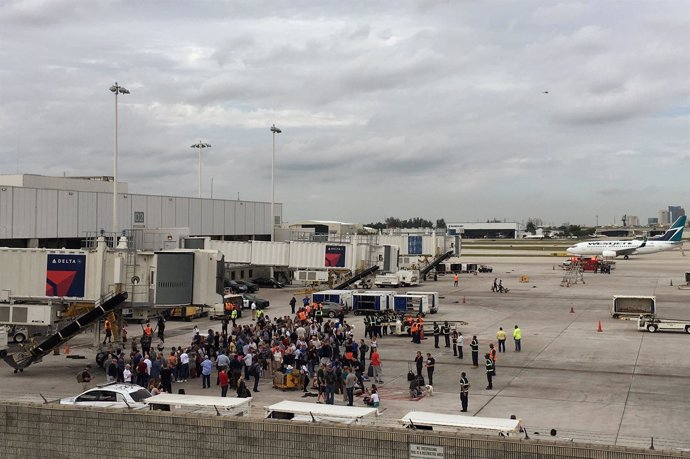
[60,383,152,409]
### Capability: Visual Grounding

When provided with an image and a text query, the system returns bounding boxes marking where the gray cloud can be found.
[0,1,688,226]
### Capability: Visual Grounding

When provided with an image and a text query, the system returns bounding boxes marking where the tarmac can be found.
[2,250,690,452]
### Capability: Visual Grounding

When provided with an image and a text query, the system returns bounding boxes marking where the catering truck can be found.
[611,295,656,319]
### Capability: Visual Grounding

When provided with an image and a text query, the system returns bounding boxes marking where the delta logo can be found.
[46,254,86,297]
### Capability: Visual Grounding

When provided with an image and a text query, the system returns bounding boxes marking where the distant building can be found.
[447,222,521,239]
[647,217,658,226]
[659,210,670,225]
[626,215,640,226]
[668,205,685,222]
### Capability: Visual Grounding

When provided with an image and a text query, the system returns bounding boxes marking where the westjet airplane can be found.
[567,215,686,259]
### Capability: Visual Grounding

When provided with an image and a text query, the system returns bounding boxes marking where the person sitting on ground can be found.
[363,384,380,407]
[409,375,424,398]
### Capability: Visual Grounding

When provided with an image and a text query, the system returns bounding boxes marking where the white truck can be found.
[637,316,690,334]
[374,270,420,288]
[611,295,656,319]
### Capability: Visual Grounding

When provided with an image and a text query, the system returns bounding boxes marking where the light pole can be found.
[109,82,130,239]
[270,124,282,241]
[190,141,211,198]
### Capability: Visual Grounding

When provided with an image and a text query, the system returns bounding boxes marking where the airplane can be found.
[567,215,686,259]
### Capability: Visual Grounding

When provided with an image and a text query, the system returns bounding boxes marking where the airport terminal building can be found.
[0,174,280,249]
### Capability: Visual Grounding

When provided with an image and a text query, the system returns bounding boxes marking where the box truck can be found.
[611,295,656,318]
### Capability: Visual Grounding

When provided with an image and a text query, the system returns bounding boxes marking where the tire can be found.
[623,255,629,260]
[685,326,690,335]
[13,332,26,344]
[327,311,336,318]
[647,324,658,333]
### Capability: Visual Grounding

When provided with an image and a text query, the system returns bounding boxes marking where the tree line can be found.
[366,217,447,230]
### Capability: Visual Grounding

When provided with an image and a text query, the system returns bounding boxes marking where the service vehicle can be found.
[374,270,420,288]
[311,290,354,310]
[60,383,151,409]
[393,294,432,316]
[611,295,656,319]
[352,291,395,315]
[478,264,493,273]
[210,294,244,320]
[405,291,440,314]
[7,325,29,344]
[637,315,690,334]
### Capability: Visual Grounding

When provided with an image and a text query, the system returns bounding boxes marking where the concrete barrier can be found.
[0,401,688,459]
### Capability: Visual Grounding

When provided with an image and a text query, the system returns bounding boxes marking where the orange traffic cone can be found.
[597,321,603,332]
[569,307,575,313]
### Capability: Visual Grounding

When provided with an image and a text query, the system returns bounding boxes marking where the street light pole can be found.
[270,124,282,241]
[109,82,130,240]
[190,141,211,198]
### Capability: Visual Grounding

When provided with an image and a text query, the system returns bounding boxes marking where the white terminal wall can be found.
[0,186,279,239]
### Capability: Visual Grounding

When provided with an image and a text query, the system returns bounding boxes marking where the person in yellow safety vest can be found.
[453,273,459,287]
[513,325,522,352]
[496,327,507,353]
[230,308,238,326]
[256,309,264,320]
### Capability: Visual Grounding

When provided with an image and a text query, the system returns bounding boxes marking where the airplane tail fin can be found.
[657,216,687,242]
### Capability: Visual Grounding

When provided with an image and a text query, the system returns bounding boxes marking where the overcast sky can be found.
[1,1,688,227]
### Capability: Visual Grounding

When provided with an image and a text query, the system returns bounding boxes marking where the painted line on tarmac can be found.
[614,331,644,446]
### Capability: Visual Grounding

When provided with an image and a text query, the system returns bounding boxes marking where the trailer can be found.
[311,290,355,310]
[393,295,431,316]
[405,291,439,313]
[637,316,690,334]
[265,401,378,425]
[611,295,656,319]
[351,291,395,315]
[145,393,252,416]
[0,327,7,357]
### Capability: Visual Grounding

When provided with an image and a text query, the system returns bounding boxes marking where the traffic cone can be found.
[569,307,574,313]
[64,345,70,355]
[597,321,603,332]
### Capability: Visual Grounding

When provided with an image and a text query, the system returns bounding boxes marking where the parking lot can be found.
[2,251,690,451]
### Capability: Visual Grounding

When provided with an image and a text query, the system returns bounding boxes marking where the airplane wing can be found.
[613,240,645,257]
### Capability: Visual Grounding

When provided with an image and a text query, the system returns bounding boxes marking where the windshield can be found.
[130,389,152,402]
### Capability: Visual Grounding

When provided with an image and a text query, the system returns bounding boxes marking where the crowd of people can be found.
[95,304,382,408]
[91,293,523,415]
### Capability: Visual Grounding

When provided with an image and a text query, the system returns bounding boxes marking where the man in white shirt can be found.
[251,302,257,321]
[123,364,132,383]
[144,355,152,375]
[243,352,253,380]
[180,349,190,382]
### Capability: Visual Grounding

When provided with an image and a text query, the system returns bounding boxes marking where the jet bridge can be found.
[2,291,128,373]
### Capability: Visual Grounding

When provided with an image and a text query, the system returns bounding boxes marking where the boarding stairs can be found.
[560,260,585,287]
